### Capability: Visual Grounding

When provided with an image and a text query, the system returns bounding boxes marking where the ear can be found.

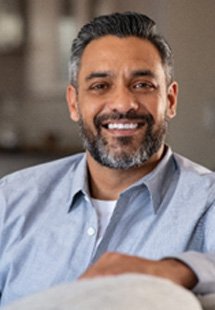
[166,81,178,120]
[66,85,80,122]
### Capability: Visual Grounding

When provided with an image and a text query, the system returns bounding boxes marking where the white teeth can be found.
[108,123,138,130]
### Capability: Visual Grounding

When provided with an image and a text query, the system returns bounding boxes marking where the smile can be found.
[107,123,138,130]
[101,121,146,131]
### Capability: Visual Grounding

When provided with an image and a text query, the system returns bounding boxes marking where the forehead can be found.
[78,35,165,79]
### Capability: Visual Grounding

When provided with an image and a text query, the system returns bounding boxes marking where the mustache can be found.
[94,111,154,128]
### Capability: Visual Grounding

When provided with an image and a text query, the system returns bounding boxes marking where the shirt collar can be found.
[126,146,178,212]
[68,153,90,212]
[68,146,178,213]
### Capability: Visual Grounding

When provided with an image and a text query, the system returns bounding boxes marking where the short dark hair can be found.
[69,12,174,87]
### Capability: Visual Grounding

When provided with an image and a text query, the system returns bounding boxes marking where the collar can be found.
[68,153,90,212]
[68,146,178,213]
[125,146,178,212]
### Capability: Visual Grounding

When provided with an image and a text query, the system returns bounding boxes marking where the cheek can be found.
[78,94,105,121]
[77,105,99,132]
[142,96,167,120]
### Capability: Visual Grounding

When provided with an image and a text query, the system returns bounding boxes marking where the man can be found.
[0,12,214,306]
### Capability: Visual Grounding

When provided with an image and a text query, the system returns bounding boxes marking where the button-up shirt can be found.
[0,147,215,306]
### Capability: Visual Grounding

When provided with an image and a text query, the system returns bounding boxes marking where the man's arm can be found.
[80,252,198,289]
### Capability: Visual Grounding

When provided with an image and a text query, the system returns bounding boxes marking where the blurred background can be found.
[0,0,214,177]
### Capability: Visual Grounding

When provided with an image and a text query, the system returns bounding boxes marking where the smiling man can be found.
[0,12,215,307]
[68,36,176,176]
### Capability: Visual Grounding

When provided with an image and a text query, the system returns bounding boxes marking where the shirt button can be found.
[84,195,90,202]
[87,227,96,236]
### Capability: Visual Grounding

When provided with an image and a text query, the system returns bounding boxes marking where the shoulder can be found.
[0,152,85,189]
[173,152,215,203]
[0,152,86,234]
[173,153,214,177]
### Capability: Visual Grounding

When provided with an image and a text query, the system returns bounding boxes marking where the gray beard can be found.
[78,112,168,170]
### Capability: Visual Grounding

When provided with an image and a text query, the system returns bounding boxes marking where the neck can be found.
[87,145,165,200]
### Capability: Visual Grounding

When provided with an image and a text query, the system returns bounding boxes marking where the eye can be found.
[132,81,156,91]
[89,82,110,92]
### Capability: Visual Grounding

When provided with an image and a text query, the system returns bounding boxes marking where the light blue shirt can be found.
[0,147,215,306]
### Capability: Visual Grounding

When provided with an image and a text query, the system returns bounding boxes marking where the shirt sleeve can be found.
[174,251,215,294]
[168,198,215,295]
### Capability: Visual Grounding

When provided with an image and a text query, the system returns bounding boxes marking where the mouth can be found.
[100,120,146,136]
[94,112,151,137]
[102,120,145,129]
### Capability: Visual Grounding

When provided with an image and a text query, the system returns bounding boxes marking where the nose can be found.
[108,86,140,113]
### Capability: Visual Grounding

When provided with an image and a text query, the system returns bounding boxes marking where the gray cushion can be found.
[2,274,202,310]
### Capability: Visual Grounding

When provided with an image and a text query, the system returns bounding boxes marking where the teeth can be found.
[108,123,138,130]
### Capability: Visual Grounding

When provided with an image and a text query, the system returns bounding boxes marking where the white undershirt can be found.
[91,198,117,247]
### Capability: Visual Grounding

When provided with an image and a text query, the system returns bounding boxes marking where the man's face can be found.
[67,36,178,169]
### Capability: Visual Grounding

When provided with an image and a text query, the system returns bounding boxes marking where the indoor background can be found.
[0,0,214,177]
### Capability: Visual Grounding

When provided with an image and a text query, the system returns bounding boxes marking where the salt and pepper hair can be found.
[69,12,174,87]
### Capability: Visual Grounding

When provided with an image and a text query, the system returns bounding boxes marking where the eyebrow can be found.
[85,69,156,81]
[131,69,156,79]
[85,71,112,81]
